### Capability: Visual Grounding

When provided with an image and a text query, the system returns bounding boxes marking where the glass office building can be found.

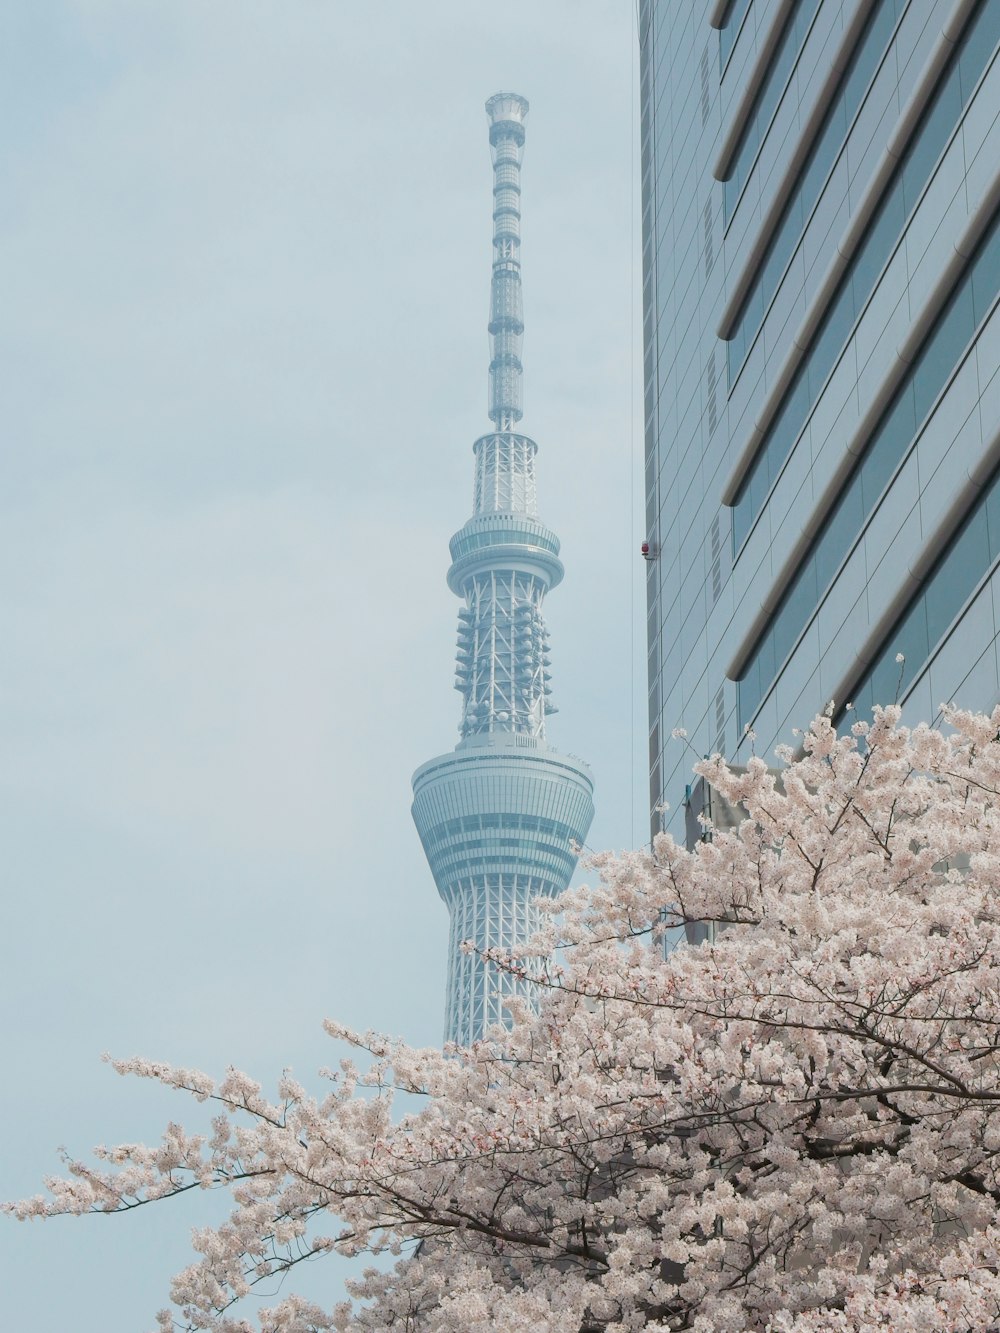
[639,0,1000,842]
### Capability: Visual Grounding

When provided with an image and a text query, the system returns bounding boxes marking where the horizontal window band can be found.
[714,0,796,182]
[720,0,754,71]
[420,815,580,849]
[726,171,1000,685]
[438,868,566,894]
[721,0,999,540]
[717,0,900,340]
[432,846,575,866]
[442,874,557,891]
[832,415,1000,727]
[721,0,985,508]
[722,0,824,226]
[435,856,575,881]
[719,0,904,376]
[733,208,1000,732]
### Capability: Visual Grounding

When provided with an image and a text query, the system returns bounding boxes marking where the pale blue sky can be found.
[0,2,642,1326]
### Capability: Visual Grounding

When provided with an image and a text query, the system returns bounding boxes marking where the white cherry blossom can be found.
[10,705,1000,1330]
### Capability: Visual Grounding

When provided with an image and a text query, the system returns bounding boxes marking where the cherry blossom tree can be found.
[10,705,1000,1332]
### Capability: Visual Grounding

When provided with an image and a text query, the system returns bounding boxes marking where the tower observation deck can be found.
[412,93,594,1047]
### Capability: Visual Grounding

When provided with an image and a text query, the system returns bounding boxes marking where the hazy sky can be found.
[0,2,642,1326]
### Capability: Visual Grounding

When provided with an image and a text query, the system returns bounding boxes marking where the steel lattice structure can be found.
[412,93,594,1047]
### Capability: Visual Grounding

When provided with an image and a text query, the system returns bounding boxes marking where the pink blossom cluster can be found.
[9,706,1000,1330]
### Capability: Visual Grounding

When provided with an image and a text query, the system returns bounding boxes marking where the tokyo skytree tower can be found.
[411,93,594,1047]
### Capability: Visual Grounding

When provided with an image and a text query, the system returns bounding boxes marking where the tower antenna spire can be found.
[485,91,529,432]
[412,95,594,1047]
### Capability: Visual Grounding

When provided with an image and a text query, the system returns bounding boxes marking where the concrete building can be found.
[412,94,594,1046]
[639,0,1000,843]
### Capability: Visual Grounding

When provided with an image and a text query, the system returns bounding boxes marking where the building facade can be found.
[412,94,594,1046]
[639,0,1000,843]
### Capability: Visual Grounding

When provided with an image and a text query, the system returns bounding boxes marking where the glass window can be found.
[808,294,854,399]
[815,474,863,588]
[913,278,975,426]
[729,325,745,383]
[843,2,891,110]
[972,223,1000,324]
[730,1,996,546]
[733,489,752,551]
[777,560,819,656]
[882,376,917,451]
[889,600,929,688]
[851,676,875,719]
[960,4,1000,102]
[724,0,821,223]
[768,196,803,285]
[797,114,838,206]
[837,471,1000,728]
[817,93,848,169]
[780,369,810,442]
[901,70,963,213]
[744,278,765,338]
[726,0,904,385]
[738,213,1000,732]
[860,395,911,511]
[866,644,907,710]
[851,183,904,312]
[755,628,776,694]
[720,0,754,71]
[926,504,990,645]
[748,452,770,528]
[739,657,760,718]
